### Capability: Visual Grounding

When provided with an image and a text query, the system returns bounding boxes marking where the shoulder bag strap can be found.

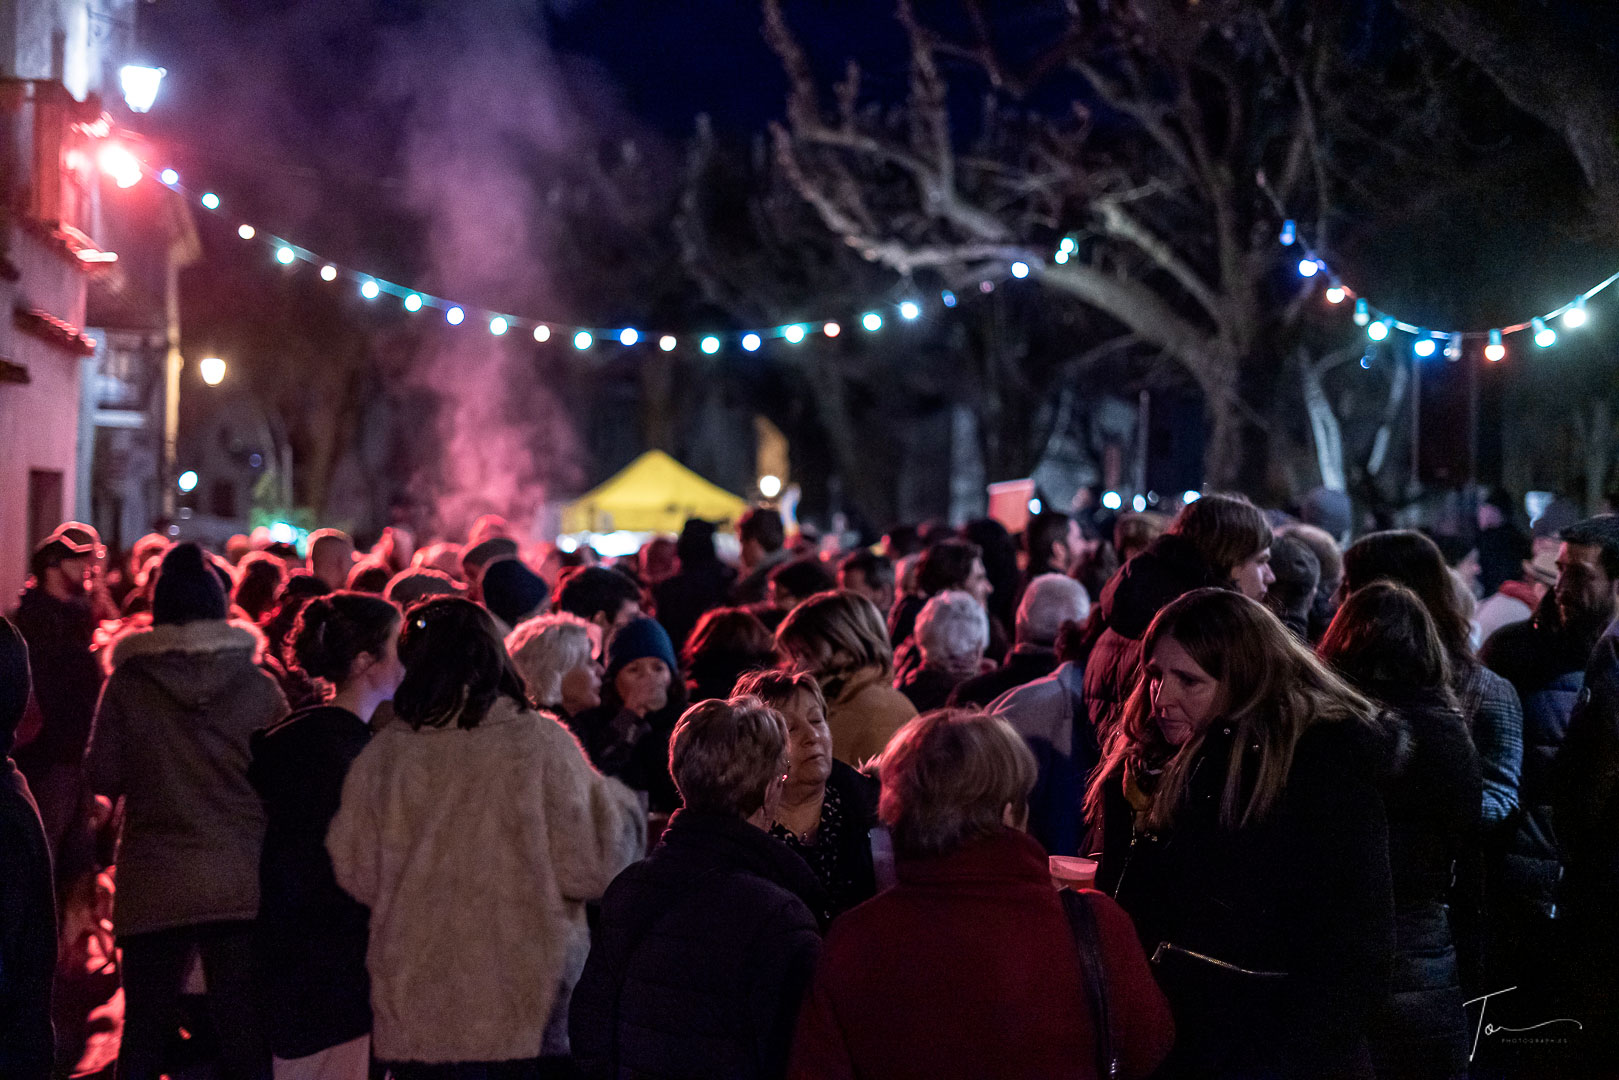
[1060,888,1119,1080]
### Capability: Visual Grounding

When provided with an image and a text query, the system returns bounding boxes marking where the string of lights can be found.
[1279,218,1618,363]
[141,163,967,353]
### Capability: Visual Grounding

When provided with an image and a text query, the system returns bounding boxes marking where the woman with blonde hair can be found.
[1087,588,1395,1079]
[775,590,916,766]
[505,612,603,720]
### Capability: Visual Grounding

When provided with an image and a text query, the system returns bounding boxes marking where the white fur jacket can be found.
[327,696,645,1064]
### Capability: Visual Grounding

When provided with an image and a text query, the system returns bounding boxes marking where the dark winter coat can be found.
[11,585,103,768]
[1482,606,1592,918]
[1083,535,1226,738]
[568,702,682,814]
[787,828,1175,1080]
[1367,698,1482,1080]
[1097,720,1396,1079]
[947,644,1059,708]
[653,559,737,653]
[1552,632,1619,929]
[731,550,793,608]
[895,664,966,715]
[86,620,288,935]
[0,759,55,1080]
[570,810,824,1080]
[987,661,1098,856]
[249,704,373,1059]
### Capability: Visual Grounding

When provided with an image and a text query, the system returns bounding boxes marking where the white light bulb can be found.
[574,331,593,350]
[201,192,220,210]
[862,312,882,332]
[701,336,721,354]
[1010,261,1030,278]
[360,280,380,300]
[238,224,256,240]
[1367,320,1390,341]
[659,335,677,351]
[1183,490,1201,504]
[1298,258,1319,277]
[160,168,179,186]
[783,325,806,344]
[619,328,639,346]
[404,294,423,312]
[1101,491,1122,511]
[1414,338,1436,358]
[490,317,509,336]
[275,247,294,265]
[320,264,337,281]
[446,307,465,325]
[533,325,551,342]
[899,301,920,320]
[1325,286,1346,304]
[742,333,762,352]
[1564,302,1589,329]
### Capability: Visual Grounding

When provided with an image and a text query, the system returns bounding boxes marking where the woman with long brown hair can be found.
[1087,588,1395,1079]
[1319,583,1481,1080]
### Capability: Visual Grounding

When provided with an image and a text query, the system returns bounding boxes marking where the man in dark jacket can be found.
[11,529,104,857]
[731,507,792,607]
[1482,515,1619,1002]
[572,698,822,1080]
[950,573,1088,708]
[653,519,737,651]
[0,617,56,1080]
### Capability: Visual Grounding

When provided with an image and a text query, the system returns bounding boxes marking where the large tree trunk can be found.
[1300,355,1347,492]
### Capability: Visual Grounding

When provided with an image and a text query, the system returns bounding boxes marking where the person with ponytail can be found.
[1087,588,1395,1079]
[326,597,644,1078]
[249,591,404,1080]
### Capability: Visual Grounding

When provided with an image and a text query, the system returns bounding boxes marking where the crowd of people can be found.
[3,488,1619,1079]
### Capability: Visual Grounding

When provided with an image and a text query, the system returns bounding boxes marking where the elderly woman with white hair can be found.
[897,590,991,713]
[571,696,824,1080]
[506,612,603,721]
[788,710,1173,1080]
[952,573,1091,708]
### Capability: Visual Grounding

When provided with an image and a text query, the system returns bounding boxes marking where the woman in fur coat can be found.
[327,597,644,1078]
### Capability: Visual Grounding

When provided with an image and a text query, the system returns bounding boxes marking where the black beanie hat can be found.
[482,558,551,627]
[152,542,229,625]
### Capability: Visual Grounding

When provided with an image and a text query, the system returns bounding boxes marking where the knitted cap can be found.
[462,537,520,578]
[482,558,551,627]
[152,542,229,625]
[606,617,679,682]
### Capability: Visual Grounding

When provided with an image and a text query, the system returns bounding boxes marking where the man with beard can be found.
[10,529,105,859]
[1481,513,1619,998]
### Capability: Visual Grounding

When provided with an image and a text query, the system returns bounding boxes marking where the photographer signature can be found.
[1464,986,1583,1061]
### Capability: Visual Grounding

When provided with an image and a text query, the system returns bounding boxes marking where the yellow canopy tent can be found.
[560,450,748,535]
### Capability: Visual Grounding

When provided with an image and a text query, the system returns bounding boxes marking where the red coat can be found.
[788,827,1173,1080]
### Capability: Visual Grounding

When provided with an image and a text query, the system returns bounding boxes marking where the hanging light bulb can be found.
[1533,318,1556,348]
[1279,219,1297,246]
[201,192,220,210]
[1010,261,1030,279]
[742,333,762,352]
[320,264,337,282]
[533,325,551,342]
[446,307,465,325]
[1445,338,1463,361]
[1485,329,1505,362]
[940,290,957,308]
[1414,337,1436,358]
[899,301,921,320]
[237,224,256,240]
[275,246,295,265]
[404,293,423,312]
[659,335,677,351]
[359,279,380,300]
[574,331,593,350]
[823,322,841,338]
[862,312,882,332]
[783,325,806,344]
[700,336,721,354]
[160,168,179,186]
[1563,296,1589,329]
[1354,298,1370,327]
[1298,257,1320,278]
[1367,318,1391,341]
[490,317,509,336]
[1059,237,1077,254]
[1053,250,1070,264]
[1325,286,1346,304]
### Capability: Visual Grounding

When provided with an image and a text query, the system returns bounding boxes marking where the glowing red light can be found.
[97,143,143,188]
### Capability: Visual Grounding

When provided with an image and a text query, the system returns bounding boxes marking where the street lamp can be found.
[199,357,226,386]
[119,65,166,113]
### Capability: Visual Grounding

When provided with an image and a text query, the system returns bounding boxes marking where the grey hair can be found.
[669,696,789,818]
[1015,574,1091,647]
[916,590,989,676]
[876,709,1038,858]
[505,613,600,709]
